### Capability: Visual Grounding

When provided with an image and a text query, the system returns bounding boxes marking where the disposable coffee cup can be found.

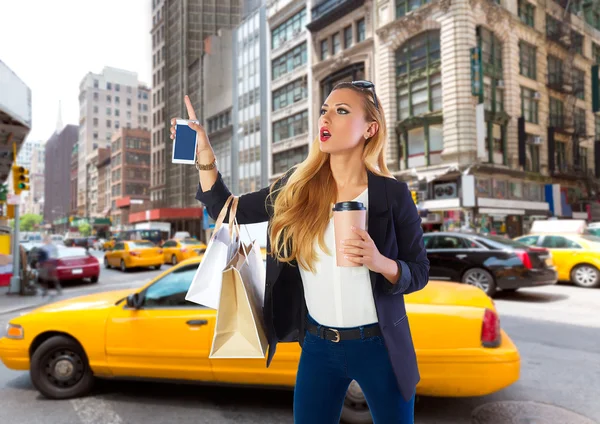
[333,201,367,267]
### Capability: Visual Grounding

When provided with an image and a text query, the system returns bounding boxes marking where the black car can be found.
[423,232,557,296]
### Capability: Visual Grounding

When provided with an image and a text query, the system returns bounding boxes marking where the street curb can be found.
[0,296,55,316]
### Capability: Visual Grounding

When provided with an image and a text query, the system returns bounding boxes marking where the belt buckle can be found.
[329,328,341,343]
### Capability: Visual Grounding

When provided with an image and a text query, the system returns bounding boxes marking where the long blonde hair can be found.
[268,82,393,273]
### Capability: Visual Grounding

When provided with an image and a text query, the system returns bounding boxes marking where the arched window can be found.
[395,30,443,168]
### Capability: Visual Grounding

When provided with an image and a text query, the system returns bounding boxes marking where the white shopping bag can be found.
[185,195,240,310]
[209,241,268,359]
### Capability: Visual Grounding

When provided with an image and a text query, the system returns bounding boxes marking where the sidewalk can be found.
[0,287,54,315]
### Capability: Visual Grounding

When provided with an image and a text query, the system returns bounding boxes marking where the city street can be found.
[0,252,598,424]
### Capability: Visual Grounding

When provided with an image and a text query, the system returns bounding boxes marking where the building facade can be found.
[22,142,45,216]
[43,125,78,225]
[77,67,150,216]
[150,0,167,203]
[70,145,78,217]
[110,128,151,229]
[203,30,234,192]
[267,1,312,181]
[97,148,112,220]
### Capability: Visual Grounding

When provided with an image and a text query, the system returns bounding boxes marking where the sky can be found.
[0,0,152,142]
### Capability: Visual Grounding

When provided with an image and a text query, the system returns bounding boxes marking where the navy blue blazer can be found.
[196,168,430,401]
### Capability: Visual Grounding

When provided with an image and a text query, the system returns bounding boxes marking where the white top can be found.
[299,188,379,328]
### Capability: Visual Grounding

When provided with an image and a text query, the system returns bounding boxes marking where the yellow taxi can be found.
[161,238,207,265]
[103,240,164,272]
[515,233,600,288]
[0,255,520,422]
[102,237,118,251]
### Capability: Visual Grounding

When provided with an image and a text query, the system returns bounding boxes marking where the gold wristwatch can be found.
[195,157,217,171]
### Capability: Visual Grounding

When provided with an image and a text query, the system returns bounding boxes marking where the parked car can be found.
[423,232,557,296]
[0,255,520,424]
[37,246,100,284]
[514,233,600,288]
[104,240,163,272]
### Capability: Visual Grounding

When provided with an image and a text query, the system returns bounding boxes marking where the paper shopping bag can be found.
[209,243,268,359]
[185,195,240,310]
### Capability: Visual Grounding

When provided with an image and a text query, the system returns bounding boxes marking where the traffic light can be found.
[411,190,418,204]
[12,165,29,195]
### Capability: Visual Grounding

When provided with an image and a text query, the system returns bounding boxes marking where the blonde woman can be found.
[171,81,429,423]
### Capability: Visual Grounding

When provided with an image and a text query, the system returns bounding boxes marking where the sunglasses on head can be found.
[351,80,379,110]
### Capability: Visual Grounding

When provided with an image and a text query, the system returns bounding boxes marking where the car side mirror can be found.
[126,293,143,309]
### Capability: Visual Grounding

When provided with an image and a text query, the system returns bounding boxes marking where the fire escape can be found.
[545,0,583,178]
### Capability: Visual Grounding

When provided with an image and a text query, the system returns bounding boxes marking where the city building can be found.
[77,67,150,216]
[150,0,167,203]
[22,142,45,216]
[160,0,241,208]
[367,0,600,234]
[97,149,112,220]
[70,145,78,217]
[267,1,311,181]
[203,29,234,192]
[43,124,78,227]
[110,128,151,229]
[231,4,270,193]
[16,139,42,170]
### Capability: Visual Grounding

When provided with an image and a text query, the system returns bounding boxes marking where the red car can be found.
[38,247,100,284]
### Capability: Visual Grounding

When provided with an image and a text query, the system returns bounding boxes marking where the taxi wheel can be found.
[120,260,127,272]
[104,257,110,269]
[571,264,600,288]
[341,380,372,424]
[30,335,94,399]
[154,265,161,270]
[171,255,178,265]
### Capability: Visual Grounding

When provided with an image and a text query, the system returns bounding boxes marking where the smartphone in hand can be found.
[172,119,199,164]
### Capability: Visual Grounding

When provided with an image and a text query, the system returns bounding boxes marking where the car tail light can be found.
[515,250,532,269]
[181,248,188,253]
[130,251,140,257]
[481,308,501,348]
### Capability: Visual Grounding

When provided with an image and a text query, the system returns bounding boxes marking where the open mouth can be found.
[320,128,331,142]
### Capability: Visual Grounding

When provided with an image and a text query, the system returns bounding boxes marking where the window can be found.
[93,106,98,114]
[580,146,588,173]
[273,110,309,142]
[271,9,306,50]
[396,0,431,17]
[93,92,98,101]
[525,136,540,172]
[546,14,561,39]
[541,236,581,249]
[106,119,112,128]
[115,96,120,104]
[556,141,567,171]
[127,98,132,106]
[344,26,352,48]
[272,145,309,175]
[518,0,535,27]
[113,243,125,251]
[93,118,98,127]
[549,97,564,128]
[596,115,600,139]
[571,31,583,55]
[107,82,112,90]
[142,265,201,308]
[106,108,111,116]
[547,55,563,86]
[93,132,98,140]
[574,108,586,134]
[519,41,536,79]
[272,78,308,111]
[272,43,307,80]
[521,87,539,124]
[428,235,469,249]
[107,95,112,102]
[320,39,328,60]
[593,43,600,64]
[93,79,99,88]
[396,30,441,120]
[332,33,341,55]
[357,18,365,42]
[573,68,585,99]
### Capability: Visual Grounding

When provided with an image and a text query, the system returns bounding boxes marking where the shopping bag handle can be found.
[213,195,239,234]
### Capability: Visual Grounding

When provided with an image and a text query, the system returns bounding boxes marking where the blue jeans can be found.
[293,316,415,424]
